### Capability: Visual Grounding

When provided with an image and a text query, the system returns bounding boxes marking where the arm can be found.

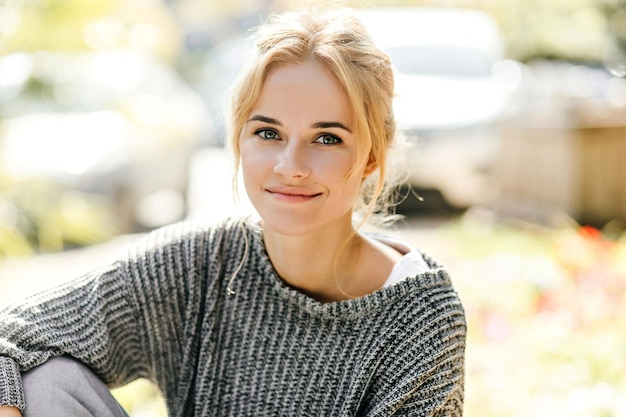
[1,220,214,411]
[363,287,467,417]
[0,262,149,411]
[375,331,465,416]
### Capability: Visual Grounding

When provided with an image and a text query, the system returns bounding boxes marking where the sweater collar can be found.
[243,222,452,320]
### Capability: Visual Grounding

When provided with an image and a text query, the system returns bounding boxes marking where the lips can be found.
[265,186,321,202]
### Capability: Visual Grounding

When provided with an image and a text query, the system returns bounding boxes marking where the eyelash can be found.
[314,134,342,145]
[255,129,280,141]
[254,129,343,146]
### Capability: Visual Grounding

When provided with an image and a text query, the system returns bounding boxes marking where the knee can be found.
[22,356,91,397]
[21,356,128,417]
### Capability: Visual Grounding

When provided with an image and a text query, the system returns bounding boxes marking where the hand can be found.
[0,407,21,417]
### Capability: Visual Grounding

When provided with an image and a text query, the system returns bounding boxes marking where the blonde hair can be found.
[226,8,401,227]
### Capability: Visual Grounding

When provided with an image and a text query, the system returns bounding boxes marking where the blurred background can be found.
[1,0,625,416]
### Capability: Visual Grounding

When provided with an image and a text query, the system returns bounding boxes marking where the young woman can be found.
[0,8,466,417]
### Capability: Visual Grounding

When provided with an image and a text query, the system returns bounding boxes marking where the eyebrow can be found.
[247,115,282,125]
[312,121,352,133]
[247,114,352,133]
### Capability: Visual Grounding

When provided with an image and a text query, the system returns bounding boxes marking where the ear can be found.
[362,154,378,178]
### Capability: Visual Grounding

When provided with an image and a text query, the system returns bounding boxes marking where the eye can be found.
[314,134,342,145]
[256,129,280,140]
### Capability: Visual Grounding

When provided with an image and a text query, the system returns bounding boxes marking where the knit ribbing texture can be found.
[1,217,466,416]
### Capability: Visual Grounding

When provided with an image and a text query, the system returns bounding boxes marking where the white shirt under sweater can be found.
[378,236,431,288]
[0,217,466,416]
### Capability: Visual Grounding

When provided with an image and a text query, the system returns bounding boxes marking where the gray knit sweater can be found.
[0,217,466,416]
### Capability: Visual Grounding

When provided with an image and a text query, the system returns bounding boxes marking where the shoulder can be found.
[391,262,466,332]
[111,216,265,303]
[117,216,261,278]
[373,266,466,372]
[125,216,254,254]
[355,263,466,414]
[371,253,466,351]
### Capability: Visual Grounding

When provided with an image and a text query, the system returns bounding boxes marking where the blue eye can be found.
[315,134,342,145]
[256,129,280,140]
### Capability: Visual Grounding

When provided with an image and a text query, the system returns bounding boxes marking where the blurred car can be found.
[0,50,212,232]
[355,7,508,209]
[503,59,626,121]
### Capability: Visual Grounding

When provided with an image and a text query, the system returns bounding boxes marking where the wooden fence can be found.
[494,114,626,227]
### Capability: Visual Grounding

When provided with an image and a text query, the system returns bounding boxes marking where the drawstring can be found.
[226,222,250,295]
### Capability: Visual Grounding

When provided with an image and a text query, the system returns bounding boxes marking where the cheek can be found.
[314,153,362,192]
[240,140,261,168]
[239,143,259,185]
[239,145,251,169]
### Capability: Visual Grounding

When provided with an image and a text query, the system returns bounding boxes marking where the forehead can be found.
[252,61,354,126]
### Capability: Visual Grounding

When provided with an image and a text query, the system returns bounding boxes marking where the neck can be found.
[262,221,363,302]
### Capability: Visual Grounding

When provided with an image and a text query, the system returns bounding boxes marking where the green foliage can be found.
[489,0,614,62]
[598,0,626,70]
[1,0,120,53]
[0,171,118,258]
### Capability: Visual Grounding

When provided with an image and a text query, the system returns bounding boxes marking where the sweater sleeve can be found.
[0,262,149,411]
[0,219,230,413]
[363,285,467,417]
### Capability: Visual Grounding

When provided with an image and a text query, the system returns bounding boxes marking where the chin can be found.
[259,207,355,239]
[260,213,320,236]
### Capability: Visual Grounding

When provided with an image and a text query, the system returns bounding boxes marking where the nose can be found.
[273,140,311,179]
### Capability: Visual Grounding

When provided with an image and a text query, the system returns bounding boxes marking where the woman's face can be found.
[239,61,372,237]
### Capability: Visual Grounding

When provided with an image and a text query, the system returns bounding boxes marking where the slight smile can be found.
[266,186,322,203]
